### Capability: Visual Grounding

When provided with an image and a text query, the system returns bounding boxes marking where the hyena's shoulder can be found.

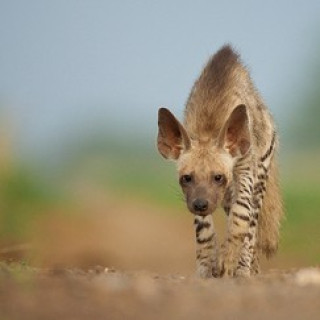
[247,92,276,154]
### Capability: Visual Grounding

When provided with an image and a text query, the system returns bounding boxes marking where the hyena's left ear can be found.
[157,108,191,160]
[218,104,251,157]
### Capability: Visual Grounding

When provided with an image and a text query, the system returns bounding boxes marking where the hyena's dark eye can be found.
[180,174,193,185]
[213,174,225,185]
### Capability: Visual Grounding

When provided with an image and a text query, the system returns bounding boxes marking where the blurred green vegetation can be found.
[0,164,63,240]
[58,135,182,208]
[0,260,35,284]
[0,142,319,266]
[281,180,320,265]
[1,43,320,268]
[0,128,319,269]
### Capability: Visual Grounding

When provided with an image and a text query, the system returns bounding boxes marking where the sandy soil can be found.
[1,264,320,320]
[1,192,319,319]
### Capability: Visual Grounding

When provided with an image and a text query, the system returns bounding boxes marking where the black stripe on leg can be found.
[258,163,268,174]
[233,219,240,227]
[254,181,263,190]
[246,233,253,241]
[254,202,262,210]
[206,244,214,250]
[257,174,267,180]
[233,232,252,241]
[250,220,257,227]
[195,221,211,235]
[236,200,251,211]
[196,234,213,244]
[238,259,247,268]
[239,183,251,195]
[239,196,253,207]
[246,175,253,185]
[233,211,250,222]
[199,255,209,261]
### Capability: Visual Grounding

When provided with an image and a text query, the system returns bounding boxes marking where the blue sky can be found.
[0,1,319,158]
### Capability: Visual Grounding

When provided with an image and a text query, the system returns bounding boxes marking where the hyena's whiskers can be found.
[157,45,284,278]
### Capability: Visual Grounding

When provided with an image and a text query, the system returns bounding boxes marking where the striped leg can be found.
[251,247,260,275]
[235,164,256,277]
[244,164,268,276]
[220,166,254,277]
[238,222,260,276]
[239,132,276,275]
[194,214,219,278]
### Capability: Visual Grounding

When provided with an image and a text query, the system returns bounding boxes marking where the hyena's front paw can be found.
[212,265,220,278]
[235,267,251,278]
[196,264,213,279]
[219,244,237,277]
[196,260,220,278]
[219,260,235,278]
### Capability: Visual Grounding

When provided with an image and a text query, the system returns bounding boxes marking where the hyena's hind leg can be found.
[194,214,219,278]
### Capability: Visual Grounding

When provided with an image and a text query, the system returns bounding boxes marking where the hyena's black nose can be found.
[193,199,208,212]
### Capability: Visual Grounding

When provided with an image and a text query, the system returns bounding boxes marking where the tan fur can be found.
[184,46,274,153]
[257,155,283,257]
[157,45,284,277]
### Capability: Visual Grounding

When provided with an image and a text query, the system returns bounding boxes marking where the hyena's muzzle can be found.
[186,185,218,216]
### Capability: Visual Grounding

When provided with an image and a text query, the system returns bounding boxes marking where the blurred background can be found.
[0,0,319,274]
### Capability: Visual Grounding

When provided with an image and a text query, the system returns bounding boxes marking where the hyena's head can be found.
[157,105,250,216]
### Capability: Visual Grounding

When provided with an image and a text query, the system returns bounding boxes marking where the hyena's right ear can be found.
[218,104,251,157]
[157,108,191,160]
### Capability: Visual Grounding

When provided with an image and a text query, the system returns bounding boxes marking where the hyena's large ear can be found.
[218,104,251,157]
[157,108,191,160]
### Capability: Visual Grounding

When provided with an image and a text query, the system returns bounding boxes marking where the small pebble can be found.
[295,268,320,286]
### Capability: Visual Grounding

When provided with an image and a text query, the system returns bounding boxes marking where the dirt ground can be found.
[1,194,320,319]
[1,264,320,320]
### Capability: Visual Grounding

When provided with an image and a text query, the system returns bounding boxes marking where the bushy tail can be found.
[257,157,284,258]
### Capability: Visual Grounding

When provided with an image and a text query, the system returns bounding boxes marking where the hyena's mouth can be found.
[188,206,213,217]
[190,210,211,217]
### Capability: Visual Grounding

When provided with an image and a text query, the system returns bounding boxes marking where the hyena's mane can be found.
[184,45,253,140]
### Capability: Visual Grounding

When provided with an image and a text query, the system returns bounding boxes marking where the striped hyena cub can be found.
[157,45,283,278]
